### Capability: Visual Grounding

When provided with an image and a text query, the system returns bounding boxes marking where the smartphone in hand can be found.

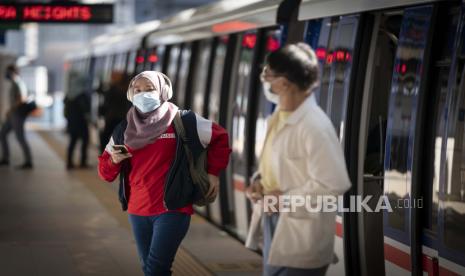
[112,145,129,154]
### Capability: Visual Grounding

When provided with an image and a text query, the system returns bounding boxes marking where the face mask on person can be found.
[132,92,161,113]
[262,80,280,104]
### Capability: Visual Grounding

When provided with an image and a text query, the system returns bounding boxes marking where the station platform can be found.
[0,127,262,276]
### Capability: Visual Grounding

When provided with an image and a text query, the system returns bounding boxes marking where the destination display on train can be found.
[0,3,113,23]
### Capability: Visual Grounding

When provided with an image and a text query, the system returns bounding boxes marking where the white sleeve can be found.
[104,137,116,154]
[195,113,212,148]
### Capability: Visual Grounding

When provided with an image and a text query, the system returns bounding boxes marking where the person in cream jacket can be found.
[246,43,351,276]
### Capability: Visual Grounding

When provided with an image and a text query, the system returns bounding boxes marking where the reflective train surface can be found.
[65,0,465,275]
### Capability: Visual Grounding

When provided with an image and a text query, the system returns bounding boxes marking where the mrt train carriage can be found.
[64,0,465,275]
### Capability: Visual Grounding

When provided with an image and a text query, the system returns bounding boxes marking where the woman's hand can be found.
[206,174,219,199]
[109,147,132,164]
[246,178,264,203]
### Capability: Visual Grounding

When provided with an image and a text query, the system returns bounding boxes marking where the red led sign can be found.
[0,3,112,23]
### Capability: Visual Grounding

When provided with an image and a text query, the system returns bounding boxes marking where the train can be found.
[64,0,465,275]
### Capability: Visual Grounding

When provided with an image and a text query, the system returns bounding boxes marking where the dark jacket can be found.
[111,110,205,211]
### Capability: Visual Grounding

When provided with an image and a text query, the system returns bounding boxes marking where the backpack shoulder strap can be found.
[173,111,187,143]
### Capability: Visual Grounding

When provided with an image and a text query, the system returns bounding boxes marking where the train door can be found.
[225,31,258,239]
[135,49,146,74]
[145,48,158,71]
[357,9,403,276]
[207,36,230,226]
[189,38,214,217]
[175,43,193,109]
[126,50,137,78]
[165,45,182,104]
[152,46,165,72]
[382,6,436,276]
[305,15,363,276]
[422,3,465,274]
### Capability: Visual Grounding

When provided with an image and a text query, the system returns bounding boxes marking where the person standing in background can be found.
[0,64,33,169]
[64,73,91,170]
[98,71,132,153]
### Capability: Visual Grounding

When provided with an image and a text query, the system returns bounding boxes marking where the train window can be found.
[102,55,114,87]
[135,49,146,74]
[442,12,465,255]
[227,31,258,238]
[166,45,181,102]
[144,48,156,71]
[153,46,165,72]
[327,17,359,139]
[126,50,137,76]
[230,32,256,178]
[176,43,192,109]
[192,39,213,115]
[208,37,228,123]
[384,6,434,233]
[308,18,335,109]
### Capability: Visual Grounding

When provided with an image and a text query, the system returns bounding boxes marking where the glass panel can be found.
[315,18,338,111]
[166,45,181,101]
[443,10,465,255]
[208,37,228,122]
[192,40,213,115]
[384,6,433,234]
[146,48,158,71]
[176,44,192,108]
[327,17,359,139]
[423,9,459,234]
[126,50,137,76]
[230,32,255,179]
[153,46,165,72]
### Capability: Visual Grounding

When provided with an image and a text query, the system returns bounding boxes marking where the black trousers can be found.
[67,126,89,167]
[0,113,32,164]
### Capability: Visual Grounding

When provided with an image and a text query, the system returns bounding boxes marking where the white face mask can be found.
[262,81,280,104]
[133,92,161,113]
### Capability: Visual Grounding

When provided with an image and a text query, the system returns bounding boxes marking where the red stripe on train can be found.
[384,243,411,271]
[233,181,461,275]
[334,221,460,275]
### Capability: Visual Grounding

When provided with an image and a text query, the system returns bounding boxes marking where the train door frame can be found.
[356,9,406,276]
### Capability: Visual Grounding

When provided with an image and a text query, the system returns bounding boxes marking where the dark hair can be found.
[6,64,18,74]
[266,42,319,91]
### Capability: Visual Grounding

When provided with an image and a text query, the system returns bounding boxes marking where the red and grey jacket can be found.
[98,110,231,216]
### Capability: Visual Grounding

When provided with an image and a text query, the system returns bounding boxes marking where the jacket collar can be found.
[282,93,317,126]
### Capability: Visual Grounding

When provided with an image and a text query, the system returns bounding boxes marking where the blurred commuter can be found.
[64,73,91,169]
[245,43,351,276]
[98,71,131,153]
[98,71,231,276]
[0,64,33,169]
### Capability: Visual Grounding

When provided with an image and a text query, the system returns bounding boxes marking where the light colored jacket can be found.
[250,94,351,269]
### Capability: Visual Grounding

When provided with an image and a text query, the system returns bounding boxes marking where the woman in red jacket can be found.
[98,71,231,276]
